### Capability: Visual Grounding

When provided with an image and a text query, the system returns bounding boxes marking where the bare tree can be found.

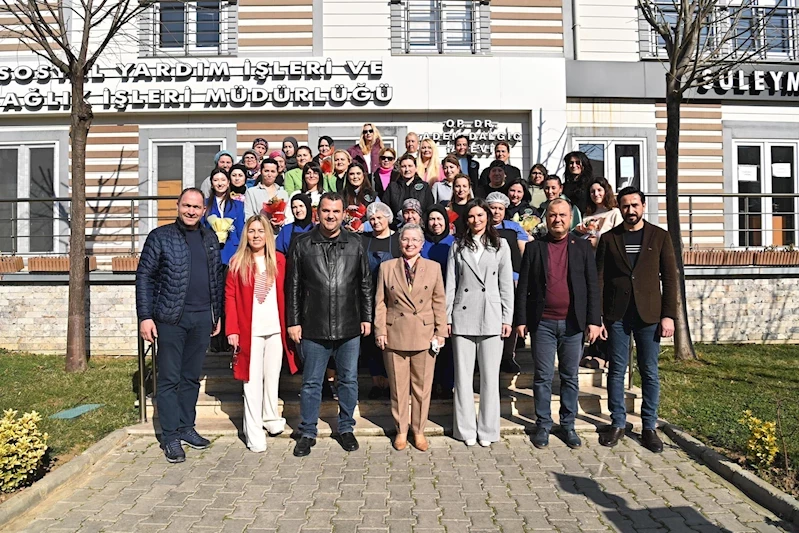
[0,0,152,371]
[638,0,783,359]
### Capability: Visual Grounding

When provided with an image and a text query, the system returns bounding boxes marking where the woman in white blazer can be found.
[446,198,514,447]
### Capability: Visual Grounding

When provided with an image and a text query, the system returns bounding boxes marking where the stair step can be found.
[146,385,642,420]
[128,411,646,439]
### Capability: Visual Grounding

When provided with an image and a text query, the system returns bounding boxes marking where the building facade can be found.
[0,0,796,255]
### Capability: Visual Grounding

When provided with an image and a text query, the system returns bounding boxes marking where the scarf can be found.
[291,193,313,229]
[423,204,451,245]
[283,136,299,171]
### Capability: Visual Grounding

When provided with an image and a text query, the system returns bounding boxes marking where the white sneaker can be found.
[479,440,492,447]
[464,439,477,446]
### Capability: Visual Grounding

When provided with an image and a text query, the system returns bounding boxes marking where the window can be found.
[142,1,235,57]
[152,141,223,225]
[733,141,797,247]
[573,139,646,193]
[0,145,56,253]
[641,0,798,61]
[392,0,489,55]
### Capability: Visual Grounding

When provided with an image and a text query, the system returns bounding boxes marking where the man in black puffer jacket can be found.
[287,192,373,457]
[136,187,224,464]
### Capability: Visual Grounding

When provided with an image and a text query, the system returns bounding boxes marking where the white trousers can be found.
[243,333,285,452]
[452,334,503,443]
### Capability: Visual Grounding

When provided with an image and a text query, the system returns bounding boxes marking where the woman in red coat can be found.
[225,214,298,453]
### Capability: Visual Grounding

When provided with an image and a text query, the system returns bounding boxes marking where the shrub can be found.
[739,410,778,469]
[0,409,49,492]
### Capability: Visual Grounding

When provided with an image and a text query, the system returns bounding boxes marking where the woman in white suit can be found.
[446,198,514,447]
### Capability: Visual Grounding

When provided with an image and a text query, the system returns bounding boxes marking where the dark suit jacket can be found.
[513,234,600,332]
[595,220,678,324]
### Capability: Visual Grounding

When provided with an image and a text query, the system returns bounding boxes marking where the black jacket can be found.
[513,234,600,332]
[372,168,400,198]
[381,175,435,222]
[479,163,521,189]
[136,219,224,326]
[461,154,481,191]
[563,176,589,215]
[286,227,373,340]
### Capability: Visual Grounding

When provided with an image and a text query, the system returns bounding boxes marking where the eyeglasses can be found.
[362,129,374,135]
[400,237,423,244]
[380,156,395,161]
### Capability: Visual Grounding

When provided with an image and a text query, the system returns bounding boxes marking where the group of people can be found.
[136,126,677,464]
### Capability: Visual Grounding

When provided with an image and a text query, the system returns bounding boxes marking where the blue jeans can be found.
[606,309,661,430]
[299,336,360,438]
[155,310,212,443]
[533,319,583,431]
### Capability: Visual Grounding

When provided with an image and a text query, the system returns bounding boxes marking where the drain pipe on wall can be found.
[571,0,581,60]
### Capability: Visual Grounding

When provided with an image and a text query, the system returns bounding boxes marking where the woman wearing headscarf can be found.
[269,150,286,186]
[313,135,335,175]
[229,164,249,201]
[282,136,299,171]
[275,193,314,255]
[422,204,456,400]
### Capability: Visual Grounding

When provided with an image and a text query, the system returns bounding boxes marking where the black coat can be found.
[372,168,400,198]
[381,175,435,222]
[286,227,373,340]
[136,219,224,326]
[513,234,600,332]
[479,163,521,189]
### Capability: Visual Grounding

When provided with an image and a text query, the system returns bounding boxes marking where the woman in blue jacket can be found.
[421,204,456,399]
[275,193,314,255]
[203,167,245,265]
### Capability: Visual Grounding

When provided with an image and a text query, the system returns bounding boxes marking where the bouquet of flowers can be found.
[320,156,333,175]
[344,204,368,232]
[206,215,234,244]
[262,197,287,225]
[581,217,603,239]
[447,209,459,235]
[513,211,546,240]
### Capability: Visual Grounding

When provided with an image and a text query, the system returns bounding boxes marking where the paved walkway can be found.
[12,432,796,533]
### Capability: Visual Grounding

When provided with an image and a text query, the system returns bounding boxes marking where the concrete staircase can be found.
[138,348,644,437]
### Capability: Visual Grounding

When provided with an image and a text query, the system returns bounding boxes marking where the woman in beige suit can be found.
[375,224,448,451]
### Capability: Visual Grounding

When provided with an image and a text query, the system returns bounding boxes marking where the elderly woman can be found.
[375,223,447,452]
[446,199,514,447]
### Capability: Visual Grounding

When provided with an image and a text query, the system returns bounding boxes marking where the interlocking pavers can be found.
[10,432,796,533]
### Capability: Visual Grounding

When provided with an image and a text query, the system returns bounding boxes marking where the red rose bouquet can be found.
[262,197,287,225]
[344,204,368,232]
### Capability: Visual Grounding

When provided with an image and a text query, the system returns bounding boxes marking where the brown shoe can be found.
[393,434,407,451]
[413,435,429,452]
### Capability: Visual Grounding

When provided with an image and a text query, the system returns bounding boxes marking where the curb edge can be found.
[0,428,129,529]
[663,423,799,526]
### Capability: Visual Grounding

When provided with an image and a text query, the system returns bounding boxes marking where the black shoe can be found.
[340,432,360,452]
[367,386,382,400]
[500,359,521,374]
[560,428,582,449]
[161,439,186,463]
[179,428,211,450]
[293,436,316,457]
[599,427,625,447]
[531,426,549,449]
[641,429,664,453]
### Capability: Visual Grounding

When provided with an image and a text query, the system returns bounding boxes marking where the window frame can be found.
[141,0,237,58]
[0,142,59,255]
[731,139,799,248]
[391,0,490,55]
[571,137,649,194]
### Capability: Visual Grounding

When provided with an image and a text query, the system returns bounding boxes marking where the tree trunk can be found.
[65,74,93,372]
[664,75,697,360]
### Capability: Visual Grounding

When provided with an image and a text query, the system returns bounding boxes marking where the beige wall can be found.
[1,275,798,355]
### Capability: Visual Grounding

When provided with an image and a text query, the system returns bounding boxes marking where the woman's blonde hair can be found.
[417,138,442,184]
[229,215,278,285]
[359,123,383,154]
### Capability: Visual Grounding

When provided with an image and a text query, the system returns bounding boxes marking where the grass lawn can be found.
[0,350,139,470]
[654,344,799,496]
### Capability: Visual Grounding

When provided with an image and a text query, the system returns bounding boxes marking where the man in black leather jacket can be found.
[287,192,373,457]
[136,188,224,463]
